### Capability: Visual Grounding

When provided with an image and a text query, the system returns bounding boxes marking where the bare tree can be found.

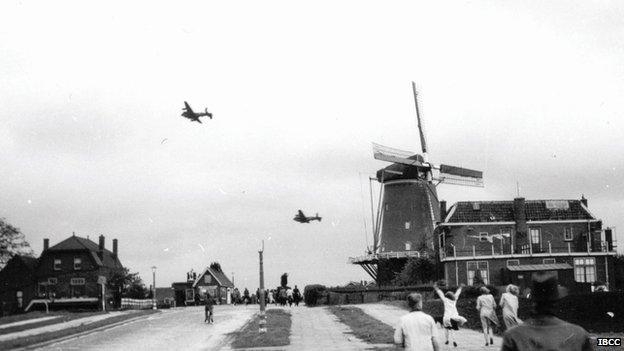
[0,218,34,269]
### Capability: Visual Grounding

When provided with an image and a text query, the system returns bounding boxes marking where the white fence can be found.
[121,298,154,310]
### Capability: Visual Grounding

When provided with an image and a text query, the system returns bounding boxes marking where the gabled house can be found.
[437,197,617,293]
[172,266,235,306]
[36,234,123,304]
[0,255,38,315]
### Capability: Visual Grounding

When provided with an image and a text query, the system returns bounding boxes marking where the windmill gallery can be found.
[350,83,618,293]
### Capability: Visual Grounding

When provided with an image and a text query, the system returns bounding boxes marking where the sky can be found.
[1,1,623,290]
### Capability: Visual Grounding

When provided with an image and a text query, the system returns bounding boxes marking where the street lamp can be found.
[258,240,266,333]
[151,266,157,310]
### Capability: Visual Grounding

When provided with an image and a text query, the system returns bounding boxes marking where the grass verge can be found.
[0,311,105,335]
[328,306,394,345]
[228,309,291,349]
[0,309,158,350]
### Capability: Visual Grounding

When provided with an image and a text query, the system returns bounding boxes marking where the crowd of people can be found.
[395,273,592,351]
[228,285,303,307]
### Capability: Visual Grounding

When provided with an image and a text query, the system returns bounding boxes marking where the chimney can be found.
[98,235,105,259]
[112,239,118,258]
[581,195,588,208]
[43,238,49,251]
[513,197,527,250]
[440,201,447,222]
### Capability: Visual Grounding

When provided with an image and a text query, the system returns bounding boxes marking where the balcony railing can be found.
[440,240,617,260]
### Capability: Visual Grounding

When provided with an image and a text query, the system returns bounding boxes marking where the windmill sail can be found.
[438,164,484,187]
[412,82,428,154]
[372,143,426,168]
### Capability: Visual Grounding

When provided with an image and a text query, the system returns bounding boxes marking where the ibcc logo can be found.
[597,338,621,346]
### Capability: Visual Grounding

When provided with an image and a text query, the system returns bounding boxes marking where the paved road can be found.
[39,305,256,351]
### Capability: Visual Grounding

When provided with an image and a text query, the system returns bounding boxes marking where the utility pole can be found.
[151,266,157,310]
[258,240,266,333]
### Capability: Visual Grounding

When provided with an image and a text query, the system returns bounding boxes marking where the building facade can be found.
[438,197,617,293]
[172,266,235,306]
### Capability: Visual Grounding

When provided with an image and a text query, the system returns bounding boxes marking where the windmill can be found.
[352,82,484,284]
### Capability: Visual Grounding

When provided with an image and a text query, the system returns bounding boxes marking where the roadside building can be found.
[172,266,235,306]
[438,197,618,293]
[0,255,38,315]
[0,233,123,313]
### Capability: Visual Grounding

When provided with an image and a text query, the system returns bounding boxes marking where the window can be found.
[574,258,596,283]
[467,261,489,285]
[564,228,573,241]
[506,259,519,267]
[543,258,556,264]
[53,259,61,271]
[478,232,489,242]
[405,241,412,251]
[204,275,212,284]
[70,278,85,285]
[74,258,82,270]
[47,278,58,284]
[405,221,411,230]
[530,228,541,245]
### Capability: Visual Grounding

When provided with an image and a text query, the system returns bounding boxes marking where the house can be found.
[0,233,123,313]
[172,266,235,306]
[437,197,618,293]
[0,255,38,315]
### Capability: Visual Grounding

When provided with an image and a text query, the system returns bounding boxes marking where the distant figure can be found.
[293,285,302,306]
[499,284,522,329]
[476,286,499,346]
[269,289,276,304]
[501,272,592,351]
[279,288,287,306]
[393,293,440,351]
[204,293,214,324]
[433,282,466,347]
[243,288,250,305]
[287,288,294,307]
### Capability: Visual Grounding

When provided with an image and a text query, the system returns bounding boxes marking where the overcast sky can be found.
[1,1,623,290]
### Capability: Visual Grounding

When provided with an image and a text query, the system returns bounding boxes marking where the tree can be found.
[106,267,148,300]
[0,218,34,269]
[210,261,222,272]
[393,257,436,286]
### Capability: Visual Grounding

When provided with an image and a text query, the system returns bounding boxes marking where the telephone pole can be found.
[258,240,266,333]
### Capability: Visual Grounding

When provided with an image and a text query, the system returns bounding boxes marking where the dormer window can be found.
[479,232,489,242]
[74,258,82,270]
[54,259,61,271]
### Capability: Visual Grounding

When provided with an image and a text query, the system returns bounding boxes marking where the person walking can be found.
[204,293,214,324]
[501,272,592,351]
[499,284,522,329]
[293,285,301,306]
[476,286,499,346]
[243,288,250,305]
[286,287,294,307]
[433,282,467,347]
[393,293,440,351]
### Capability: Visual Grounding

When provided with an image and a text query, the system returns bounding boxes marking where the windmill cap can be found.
[531,272,567,302]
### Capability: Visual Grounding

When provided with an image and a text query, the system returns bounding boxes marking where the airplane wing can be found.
[184,101,194,114]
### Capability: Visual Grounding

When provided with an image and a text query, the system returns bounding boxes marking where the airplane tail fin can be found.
[206,109,213,119]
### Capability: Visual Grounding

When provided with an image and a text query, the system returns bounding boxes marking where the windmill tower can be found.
[352,83,484,284]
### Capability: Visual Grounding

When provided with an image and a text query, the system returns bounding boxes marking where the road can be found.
[39,305,257,351]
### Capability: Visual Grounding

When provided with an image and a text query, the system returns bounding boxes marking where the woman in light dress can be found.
[499,284,522,329]
[433,283,467,347]
[476,287,499,346]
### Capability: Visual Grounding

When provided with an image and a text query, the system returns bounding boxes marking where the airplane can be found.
[181,101,212,123]
[293,210,322,223]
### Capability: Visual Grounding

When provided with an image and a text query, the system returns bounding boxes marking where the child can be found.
[205,293,214,324]
[433,282,467,347]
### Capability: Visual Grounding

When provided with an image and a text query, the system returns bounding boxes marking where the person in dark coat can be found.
[204,293,214,324]
[243,288,250,305]
[501,272,592,351]
[293,285,302,306]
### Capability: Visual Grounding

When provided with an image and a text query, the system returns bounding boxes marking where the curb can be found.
[14,311,160,350]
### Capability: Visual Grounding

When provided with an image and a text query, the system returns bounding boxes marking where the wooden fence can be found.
[120,298,154,310]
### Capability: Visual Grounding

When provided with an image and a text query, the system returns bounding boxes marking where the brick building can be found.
[36,234,122,300]
[0,233,123,313]
[437,197,618,293]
